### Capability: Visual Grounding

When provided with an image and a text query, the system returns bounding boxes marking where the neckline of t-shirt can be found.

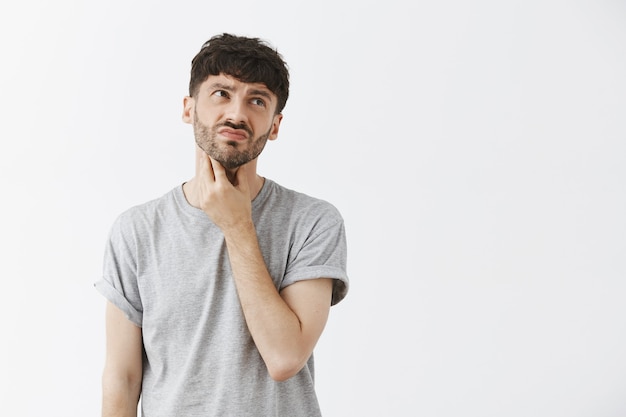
[174,177,273,219]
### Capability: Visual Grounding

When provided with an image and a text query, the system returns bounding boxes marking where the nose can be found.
[224,97,248,125]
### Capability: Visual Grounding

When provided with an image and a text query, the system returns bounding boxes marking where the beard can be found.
[193,110,271,170]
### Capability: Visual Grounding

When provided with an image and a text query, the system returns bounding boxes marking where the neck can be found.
[225,164,265,199]
[226,157,264,199]
[183,151,264,210]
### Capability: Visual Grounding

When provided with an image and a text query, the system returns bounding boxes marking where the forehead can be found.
[201,73,274,96]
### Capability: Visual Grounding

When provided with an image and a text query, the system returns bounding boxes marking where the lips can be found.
[218,127,249,141]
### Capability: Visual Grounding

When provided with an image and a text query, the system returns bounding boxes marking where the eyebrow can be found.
[248,89,273,101]
[209,83,273,102]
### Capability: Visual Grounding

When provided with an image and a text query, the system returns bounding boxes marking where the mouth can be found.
[217,127,249,141]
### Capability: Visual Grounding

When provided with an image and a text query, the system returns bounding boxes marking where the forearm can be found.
[223,221,308,380]
[101,370,141,417]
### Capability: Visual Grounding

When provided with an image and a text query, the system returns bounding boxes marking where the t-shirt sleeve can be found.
[94,213,143,327]
[282,207,349,306]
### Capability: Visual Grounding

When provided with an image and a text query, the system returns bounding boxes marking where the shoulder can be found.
[111,186,180,234]
[263,180,344,226]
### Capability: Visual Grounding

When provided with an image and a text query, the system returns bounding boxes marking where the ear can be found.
[182,96,195,124]
[268,113,283,141]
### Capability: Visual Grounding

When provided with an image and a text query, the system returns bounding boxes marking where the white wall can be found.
[1,1,625,416]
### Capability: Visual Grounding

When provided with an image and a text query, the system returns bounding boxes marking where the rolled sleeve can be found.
[283,218,349,306]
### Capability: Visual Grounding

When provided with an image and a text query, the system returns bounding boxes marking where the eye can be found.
[213,90,229,98]
[251,98,266,107]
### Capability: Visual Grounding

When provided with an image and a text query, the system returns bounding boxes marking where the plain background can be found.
[1,0,625,416]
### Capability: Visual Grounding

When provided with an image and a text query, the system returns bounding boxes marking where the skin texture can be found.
[101,73,335,415]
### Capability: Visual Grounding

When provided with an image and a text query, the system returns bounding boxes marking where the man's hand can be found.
[196,154,253,232]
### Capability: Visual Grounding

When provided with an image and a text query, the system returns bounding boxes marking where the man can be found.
[95,33,349,416]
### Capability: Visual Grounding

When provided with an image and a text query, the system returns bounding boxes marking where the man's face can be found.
[183,74,282,170]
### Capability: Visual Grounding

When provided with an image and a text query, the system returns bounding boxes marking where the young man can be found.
[95,33,349,416]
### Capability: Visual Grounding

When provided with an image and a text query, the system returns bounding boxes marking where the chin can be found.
[214,154,244,170]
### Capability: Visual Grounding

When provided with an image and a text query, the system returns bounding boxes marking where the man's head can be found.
[184,34,289,170]
[189,33,290,115]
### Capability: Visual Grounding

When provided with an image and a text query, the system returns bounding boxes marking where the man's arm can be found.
[102,302,143,417]
[195,156,334,381]
[224,222,333,381]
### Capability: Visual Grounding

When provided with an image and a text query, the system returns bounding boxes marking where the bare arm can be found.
[224,222,333,381]
[102,302,143,417]
[191,155,333,381]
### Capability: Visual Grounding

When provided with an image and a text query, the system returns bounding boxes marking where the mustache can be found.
[219,121,253,137]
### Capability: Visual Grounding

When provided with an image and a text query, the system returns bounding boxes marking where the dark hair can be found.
[189,33,290,114]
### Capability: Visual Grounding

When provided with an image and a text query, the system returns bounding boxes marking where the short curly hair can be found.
[189,33,290,114]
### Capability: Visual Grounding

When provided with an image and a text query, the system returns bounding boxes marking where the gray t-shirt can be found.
[95,179,349,417]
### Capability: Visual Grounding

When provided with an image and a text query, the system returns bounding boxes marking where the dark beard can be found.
[193,113,271,170]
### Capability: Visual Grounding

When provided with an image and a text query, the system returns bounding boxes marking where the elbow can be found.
[268,366,300,382]
[266,355,307,382]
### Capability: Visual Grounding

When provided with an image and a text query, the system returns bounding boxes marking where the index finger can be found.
[196,149,215,182]
[208,156,229,182]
